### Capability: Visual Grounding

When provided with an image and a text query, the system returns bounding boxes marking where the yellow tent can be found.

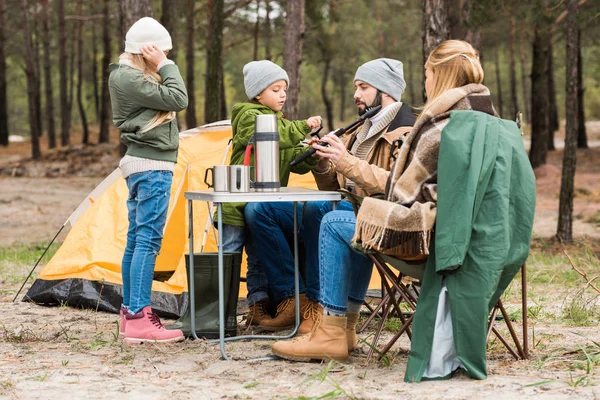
[24,122,379,317]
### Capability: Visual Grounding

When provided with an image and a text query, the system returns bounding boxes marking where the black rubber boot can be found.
[166,252,242,339]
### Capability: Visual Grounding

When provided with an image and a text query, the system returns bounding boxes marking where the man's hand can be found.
[306,116,322,130]
[311,134,346,164]
[140,45,167,72]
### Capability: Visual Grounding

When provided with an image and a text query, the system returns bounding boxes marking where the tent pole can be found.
[12,223,66,302]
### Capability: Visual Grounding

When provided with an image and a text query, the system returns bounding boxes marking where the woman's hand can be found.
[312,134,346,164]
[140,45,167,72]
[306,116,322,130]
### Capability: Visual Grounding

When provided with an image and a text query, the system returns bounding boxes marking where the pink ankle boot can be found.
[124,306,184,345]
[119,307,127,339]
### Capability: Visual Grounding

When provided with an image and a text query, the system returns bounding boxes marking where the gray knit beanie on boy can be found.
[354,58,406,101]
[243,60,289,100]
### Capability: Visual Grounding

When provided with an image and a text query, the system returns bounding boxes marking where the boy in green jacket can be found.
[221,60,321,328]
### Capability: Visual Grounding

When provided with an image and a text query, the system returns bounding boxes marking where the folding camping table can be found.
[185,187,342,360]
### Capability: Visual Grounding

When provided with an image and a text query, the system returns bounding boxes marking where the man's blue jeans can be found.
[244,200,355,303]
[122,170,172,314]
[318,210,374,313]
[220,223,267,307]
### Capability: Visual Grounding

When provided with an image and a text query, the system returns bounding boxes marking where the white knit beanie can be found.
[125,17,172,54]
[354,58,406,101]
[243,60,289,100]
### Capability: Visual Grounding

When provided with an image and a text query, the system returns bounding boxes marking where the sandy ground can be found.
[0,126,599,399]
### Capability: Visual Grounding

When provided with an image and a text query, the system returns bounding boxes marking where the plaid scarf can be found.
[353,84,495,260]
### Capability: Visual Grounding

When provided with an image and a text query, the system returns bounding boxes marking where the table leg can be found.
[188,200,200,340]
[292,201,300,334]
[217,202,229,360]
[332,200,337,211]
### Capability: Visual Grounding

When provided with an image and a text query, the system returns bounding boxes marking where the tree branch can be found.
[564,250,600,294]
[555,0,588,24]
[224,0,254,19]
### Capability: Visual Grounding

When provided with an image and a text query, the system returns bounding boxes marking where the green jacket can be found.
[405,111,536,382]
[221,102,318,226]
[108,63,188,162]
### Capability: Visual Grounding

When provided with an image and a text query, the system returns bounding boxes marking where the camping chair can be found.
[341,190,529,362]
[361,251,528,362]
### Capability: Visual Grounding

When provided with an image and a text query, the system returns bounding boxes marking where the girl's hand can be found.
[140,45,167,71]
[312,134,346,164]
[306,116,322,130]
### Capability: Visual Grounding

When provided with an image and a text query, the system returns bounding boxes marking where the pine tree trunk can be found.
[0,0,7,147]
[32,9,43,137]
[120,0,154,43]
[220,62,227,120]
[494,46,504,118]
[205,0,224,123]
[321,59,334,131]
[185,0,197,129]
[264,0,272,60]
[529,24,551,169]
[519,44,531,124]
[508,17,519,121]
[98,0,111,143]
[91,7,100,123]
[253,0,260,60]
[422,0,449,102]
[407,52,416,106]
[22,0,41,159]
[576,28,587,149]
[160,0,177,63]
[283,0,305,120]
[557,0,579,243]
[76,0,89,144]
[58,0,69,146]
[338,69,345,122]
[41,0,56,148]
[547,42,558,151]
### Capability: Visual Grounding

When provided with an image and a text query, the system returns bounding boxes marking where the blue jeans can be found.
[121,170,172,314]
[220,223,267,306]
[302,200,354,301]
[318,210,374,313]
[244,202,305,303]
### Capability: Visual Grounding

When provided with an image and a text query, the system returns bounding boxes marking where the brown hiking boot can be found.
[260,294,308,331]
[346,312,359,351]
[245,299,273,327]
[271,314,348,362]
[298,300,322,335]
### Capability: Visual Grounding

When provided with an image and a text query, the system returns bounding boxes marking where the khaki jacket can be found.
[313,125,411,197]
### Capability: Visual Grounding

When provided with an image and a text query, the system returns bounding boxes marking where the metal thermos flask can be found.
[253,114,280,192]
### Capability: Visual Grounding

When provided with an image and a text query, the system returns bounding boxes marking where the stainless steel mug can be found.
[253,114,280,192]
[204,165,229,192]
[229,165,252,193]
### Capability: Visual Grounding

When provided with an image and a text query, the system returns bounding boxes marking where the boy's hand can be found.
[306,116,322,130]
[140,45,167,72]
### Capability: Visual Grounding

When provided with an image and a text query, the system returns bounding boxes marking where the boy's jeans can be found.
[318,210,374,313]
[244,202,306,303]
[220,223,268,307]
[121,170,172,314]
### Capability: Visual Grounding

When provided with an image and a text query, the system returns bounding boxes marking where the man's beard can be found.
[357,90,383,116]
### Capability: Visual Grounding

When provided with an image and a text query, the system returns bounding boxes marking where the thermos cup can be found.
[204,165,229,192]
[229,165,252,193]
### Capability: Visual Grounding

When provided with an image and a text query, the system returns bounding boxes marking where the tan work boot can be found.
[298,300,322,335]
[346,312,359,351]
[272,314,348,362]
[259,294,308,331]
[245,299,273,328]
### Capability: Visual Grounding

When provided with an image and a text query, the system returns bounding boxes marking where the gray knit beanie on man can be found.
[243,60,289,100]
[354,58,406,101]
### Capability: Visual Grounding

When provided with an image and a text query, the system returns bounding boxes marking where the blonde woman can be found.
[108,17,188,344]
[272,40,535,384]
